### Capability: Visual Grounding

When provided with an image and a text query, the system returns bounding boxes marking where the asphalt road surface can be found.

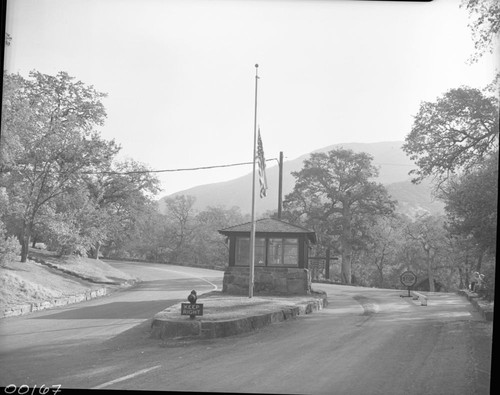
[0,261,493,394]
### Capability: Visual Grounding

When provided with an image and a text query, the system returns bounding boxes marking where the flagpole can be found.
[249,64,259,298]
[278,151,283,219]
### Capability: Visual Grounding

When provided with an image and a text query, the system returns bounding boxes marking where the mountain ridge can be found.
[158,141,444,218]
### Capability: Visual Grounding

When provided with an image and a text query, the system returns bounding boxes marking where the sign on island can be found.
[181,303,204,317]
[400,270,417,298]
[400,271,417,288]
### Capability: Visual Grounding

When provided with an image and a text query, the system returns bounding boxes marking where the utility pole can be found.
[325,248,330,280]
[278,151,283,219]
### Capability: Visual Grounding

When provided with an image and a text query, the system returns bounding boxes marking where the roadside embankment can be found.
[457,289,494,322]
[1,286,112,318]
[407,289,493,321]
[0,250,137,318]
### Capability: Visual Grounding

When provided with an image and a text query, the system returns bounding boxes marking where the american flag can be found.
[257,128,268,198]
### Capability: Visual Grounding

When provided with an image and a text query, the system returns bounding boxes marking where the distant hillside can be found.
[158,141,444,218]
[386,179,445,217]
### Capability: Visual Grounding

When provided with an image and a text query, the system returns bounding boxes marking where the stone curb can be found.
[411,291,428,306]
[150,295,328,340]
[457,290,494,322]
[1,286,110,318]
[1,278,140,319]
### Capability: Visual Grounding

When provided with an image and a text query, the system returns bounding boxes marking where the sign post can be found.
[181,290,204,319]
[400,271,417,298]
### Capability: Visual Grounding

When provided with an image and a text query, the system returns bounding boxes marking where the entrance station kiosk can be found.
[218,218,317,295]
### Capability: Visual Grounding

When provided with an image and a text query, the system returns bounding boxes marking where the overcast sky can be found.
[4,0,499,197]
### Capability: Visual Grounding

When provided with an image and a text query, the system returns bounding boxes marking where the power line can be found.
[374,162,415,167]
[5,158,412,176]
[3,158,280,176]
[81,158,280,175]
[98,159,410,175]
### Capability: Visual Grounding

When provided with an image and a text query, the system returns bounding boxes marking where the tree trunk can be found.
[341,204,353,284]
[341,240,352,284]
[427,250,435,292]
[376,248,387,287]
[476,249,484,272]
[20,221,31,263]
[325,248,331,281]
[21,238,29,262]
[458,267,464,289]
[377,264,384,287]
[341,252,351,284]
[94,242,101,259]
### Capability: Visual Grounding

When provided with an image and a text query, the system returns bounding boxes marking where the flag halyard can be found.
[257,128,268,198]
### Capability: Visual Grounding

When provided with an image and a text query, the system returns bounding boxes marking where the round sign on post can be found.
[400,271,417,297]
[400,271,417,287]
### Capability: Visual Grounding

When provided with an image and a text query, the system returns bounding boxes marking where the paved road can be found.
[0,261,223,388]
[0,262,493,394]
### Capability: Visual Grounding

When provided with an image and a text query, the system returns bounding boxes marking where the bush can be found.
[0,223,21,266]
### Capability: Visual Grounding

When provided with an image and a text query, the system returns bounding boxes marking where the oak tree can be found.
[163,195,197,264]
[461,0,500,62]
[283,148,396,284]
[403,87,499,185]
[441,153,497,270]
[403,214,449,292]
[1,71,117,261]
[84,159,160,258]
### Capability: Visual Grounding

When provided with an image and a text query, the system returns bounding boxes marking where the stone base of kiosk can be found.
[222,266,311,295]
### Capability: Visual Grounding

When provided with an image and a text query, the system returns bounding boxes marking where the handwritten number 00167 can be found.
[4,385,62,395]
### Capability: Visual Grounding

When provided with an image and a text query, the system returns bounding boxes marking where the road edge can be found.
[457,289,494,322]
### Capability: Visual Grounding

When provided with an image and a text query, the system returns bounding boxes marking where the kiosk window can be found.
[235,237,266,266]
[268,238,299,266]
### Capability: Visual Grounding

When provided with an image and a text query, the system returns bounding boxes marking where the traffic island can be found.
[150,290,327,340]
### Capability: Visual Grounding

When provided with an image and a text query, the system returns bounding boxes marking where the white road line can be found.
[165,269,219,290]
[110,261,220,291]
[144,266,220,291]
[91,365,162,389]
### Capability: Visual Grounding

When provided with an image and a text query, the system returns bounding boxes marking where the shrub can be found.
[0,223,21,266]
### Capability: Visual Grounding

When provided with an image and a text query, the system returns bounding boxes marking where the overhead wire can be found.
[4,158,413,175]
[17,158,280,175]
[81,158,280,175]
